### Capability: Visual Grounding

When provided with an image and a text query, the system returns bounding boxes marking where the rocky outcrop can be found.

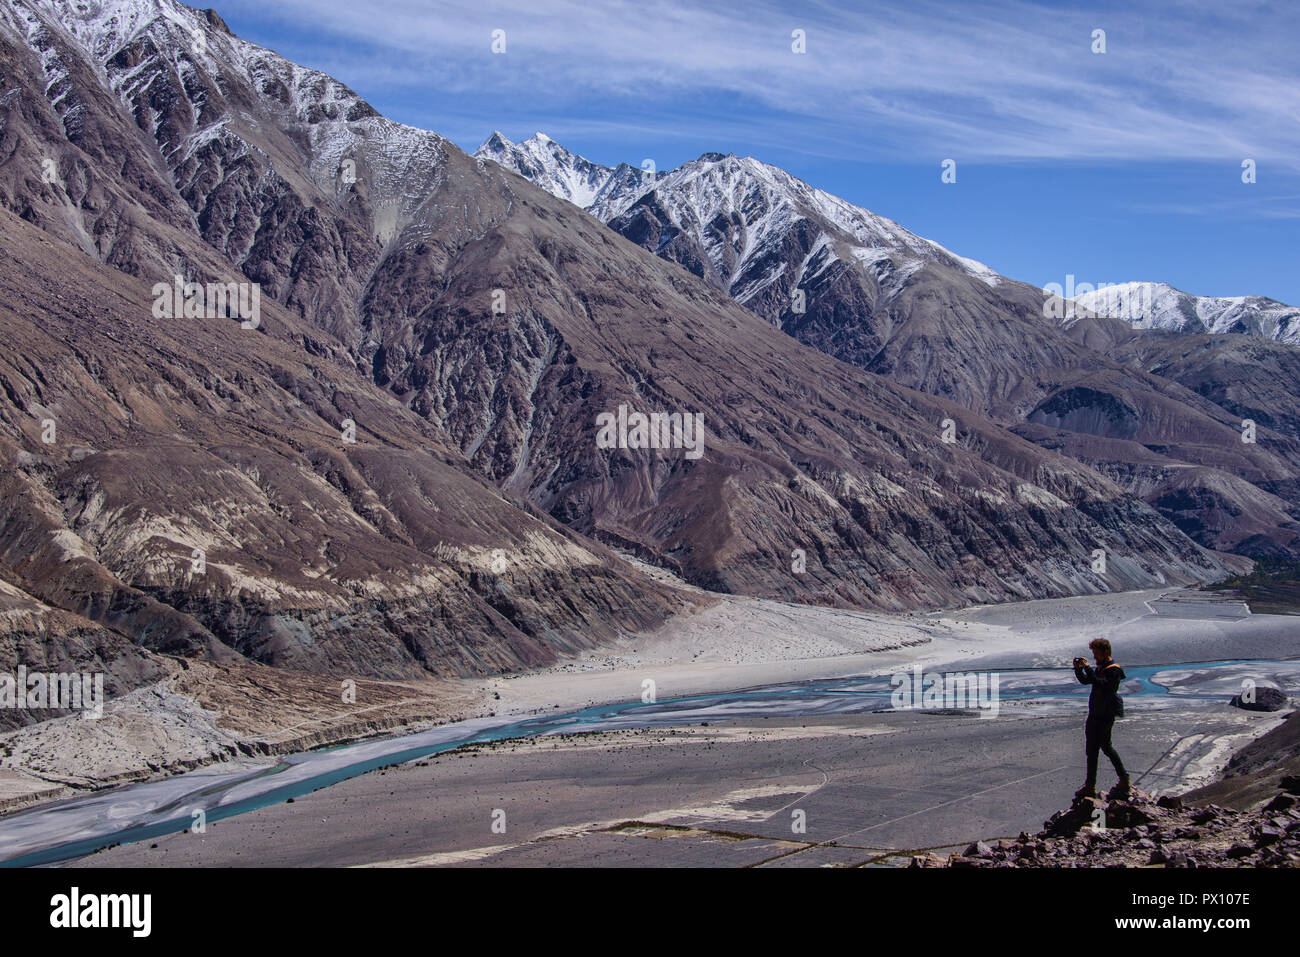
[1231,687,1289,712]
[0,578,173,730]
[915,788,1300,868]
[919,710,1300,868]
[0,658,486,791]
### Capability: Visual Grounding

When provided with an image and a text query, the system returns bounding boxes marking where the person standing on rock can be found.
[1072,638,1131,801]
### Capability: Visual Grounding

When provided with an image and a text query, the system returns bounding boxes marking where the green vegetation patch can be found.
[1210,559,1300,615]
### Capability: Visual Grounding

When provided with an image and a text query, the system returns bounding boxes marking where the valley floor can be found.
[479,585,1289,717]
[63,706,1285,869]
[21,585,1298,868]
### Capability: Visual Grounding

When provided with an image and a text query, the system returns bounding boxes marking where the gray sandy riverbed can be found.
[56,587,1300,868]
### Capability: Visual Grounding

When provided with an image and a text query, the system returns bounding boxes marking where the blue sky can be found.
[214,0,1300,302]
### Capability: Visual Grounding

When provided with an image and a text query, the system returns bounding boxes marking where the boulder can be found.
[1106,801,1156,828]
[1229,687,1289,711]
[1264,792,1296,812]
[1043,798,1105,837]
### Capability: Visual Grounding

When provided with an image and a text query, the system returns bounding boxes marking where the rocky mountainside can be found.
[475,131,1008,361]
[0,0,1272,721]
[1052,319,1300,556]
[476,131,645,212]
[0,204,687,724]
[476,133,1300,559]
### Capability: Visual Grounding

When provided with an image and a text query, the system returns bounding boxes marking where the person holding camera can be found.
[1072,637,1131,801]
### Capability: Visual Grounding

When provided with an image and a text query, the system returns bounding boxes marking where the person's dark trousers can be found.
[1084,714,1127,788]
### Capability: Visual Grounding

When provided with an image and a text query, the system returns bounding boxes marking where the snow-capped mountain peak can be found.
[475,132,1002,320]
[1071,281,1300,345]
[476,130,627,209]
[9,0,448,228]
[478,132,1297,351]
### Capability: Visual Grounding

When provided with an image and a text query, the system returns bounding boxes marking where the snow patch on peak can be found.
[480,132,1004,295]
[16,0,448,227]
[478,130,513,151]
[1071,281,1300,345]
[475,130,621,209]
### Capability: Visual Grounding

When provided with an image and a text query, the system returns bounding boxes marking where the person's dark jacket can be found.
[1075,659,1125,718]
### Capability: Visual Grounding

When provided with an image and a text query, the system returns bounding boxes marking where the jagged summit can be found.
[478,131,1300,353]
[475,132,1001,300]
[474,129,626,208]
[1071,281,1300,345]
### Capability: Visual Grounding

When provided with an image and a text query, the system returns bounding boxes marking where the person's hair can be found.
[1088,638,1112,658]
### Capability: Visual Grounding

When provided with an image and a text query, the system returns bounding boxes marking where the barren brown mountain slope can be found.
[0,206,690,724]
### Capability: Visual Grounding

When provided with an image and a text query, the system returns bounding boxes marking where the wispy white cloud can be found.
[1135,194,1300,219]
[217,0,1300,164]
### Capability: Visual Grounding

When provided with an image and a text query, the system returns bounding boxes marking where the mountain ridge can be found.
[475,130,1300,559]
[476,133,1299,346]
[1069,281,1300,345]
